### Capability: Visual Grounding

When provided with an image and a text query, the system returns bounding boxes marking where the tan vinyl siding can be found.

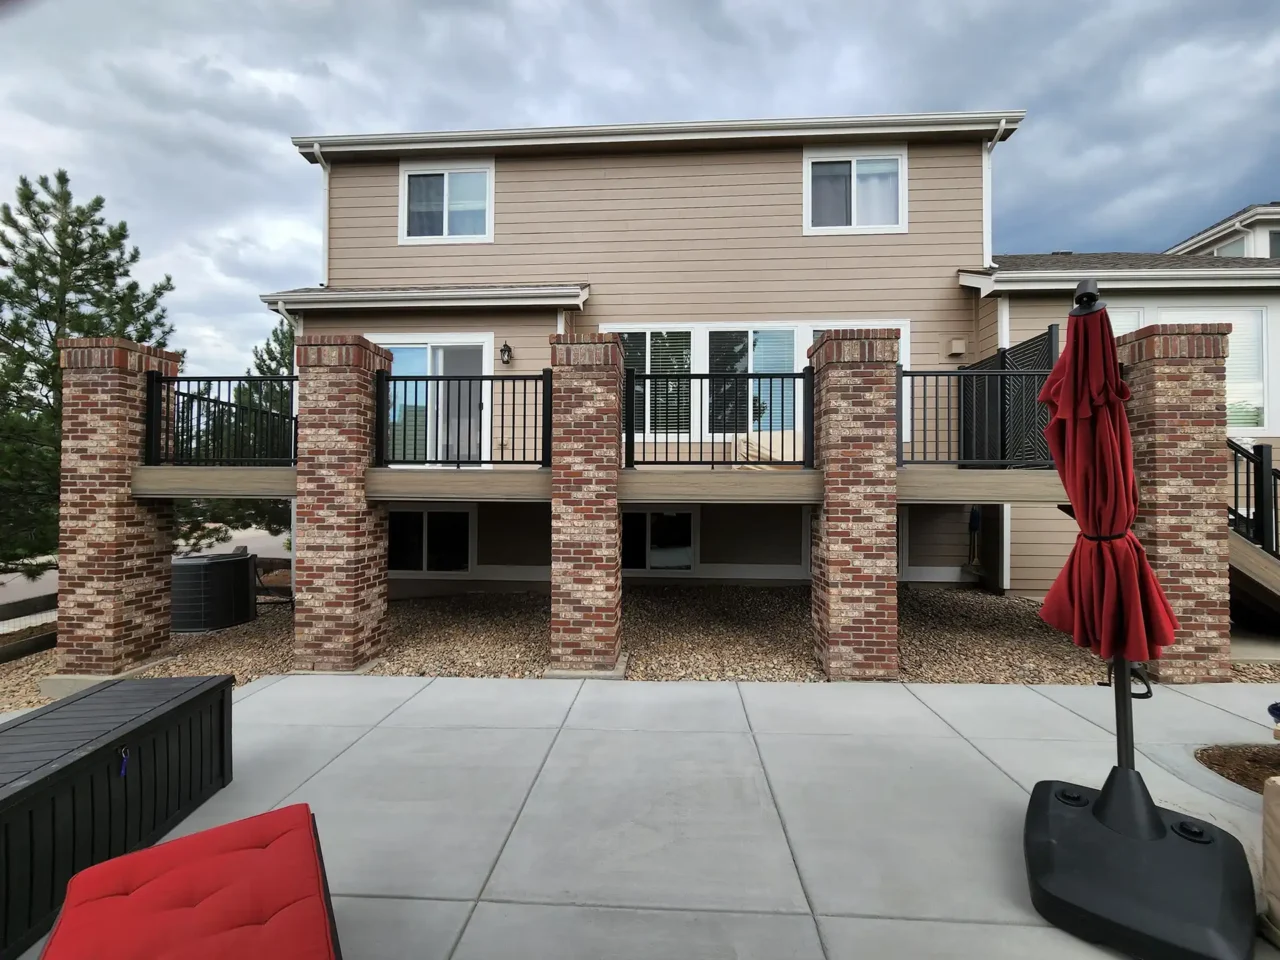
[975,295,999,357]
[905,503,971,567]
[699,504,803,564]
[326,143,985,369]
[1009,503,1075,598]
[1008,294,1070,346]
[477,503,551,565]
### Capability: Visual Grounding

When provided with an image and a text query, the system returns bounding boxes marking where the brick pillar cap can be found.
[1116,323,1230,363]
[59,338,182,374]
[296,334,393,368]
[550,333,622,370]
[808,328,901,368]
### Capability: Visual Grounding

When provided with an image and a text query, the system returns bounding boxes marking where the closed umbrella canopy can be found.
[1036,303,1178,662]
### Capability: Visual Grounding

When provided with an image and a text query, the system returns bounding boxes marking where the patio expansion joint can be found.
[269,677,438,810]
[900,685,1033,799]
[1158,682,1274,732]
[734,682,832,960]
[452,679,585,960]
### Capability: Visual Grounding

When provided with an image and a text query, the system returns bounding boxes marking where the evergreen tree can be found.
[0,171,175,576]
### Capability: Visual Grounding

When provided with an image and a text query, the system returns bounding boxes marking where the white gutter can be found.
[291,110,1026,161]
[312,142,330,286]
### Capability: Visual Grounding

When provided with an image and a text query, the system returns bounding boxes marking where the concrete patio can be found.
[20,676,1280,959]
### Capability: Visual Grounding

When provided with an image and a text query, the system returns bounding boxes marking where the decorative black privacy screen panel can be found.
[958,325,1058,468]
[375,370,550,466]
[1228,439,1278,557]
[623,369,815,467]
[146,374,297,466]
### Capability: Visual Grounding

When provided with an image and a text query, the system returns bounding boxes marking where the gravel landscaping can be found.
[3,585,1223,711]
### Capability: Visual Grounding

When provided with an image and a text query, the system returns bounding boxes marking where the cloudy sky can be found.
[1,0,1277,374]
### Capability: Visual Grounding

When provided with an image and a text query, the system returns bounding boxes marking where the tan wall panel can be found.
[1008,294,1071,345]
[905,503,971,566]
[1009,503,1077,598]
[699,504,803,564]
[477,502,551,565]
[976,295,999,358]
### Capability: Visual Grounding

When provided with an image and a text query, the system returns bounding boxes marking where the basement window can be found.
[388,509,472,572]
[621,510,693,571]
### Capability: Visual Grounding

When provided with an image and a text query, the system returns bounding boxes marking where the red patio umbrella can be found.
[1022,281,1254,960]
[1037,291,1178,662]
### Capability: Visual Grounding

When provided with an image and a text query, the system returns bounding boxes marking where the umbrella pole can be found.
[1112,656,1135,769]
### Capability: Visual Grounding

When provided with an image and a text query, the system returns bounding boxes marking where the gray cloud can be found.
[1,0,1277,373]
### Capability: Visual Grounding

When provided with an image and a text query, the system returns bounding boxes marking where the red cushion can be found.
[42,804,338,960]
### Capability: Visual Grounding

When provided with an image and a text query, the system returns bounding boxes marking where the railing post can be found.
[996,347,1009,462]
[624,366,636,469]
[802,365,815,469]
[1256,443,1276,554]
[1047,323,1061,363]
[373,369,388,467]
[144,370,162,465]
[895,364,904,466]
[540,367,553,468]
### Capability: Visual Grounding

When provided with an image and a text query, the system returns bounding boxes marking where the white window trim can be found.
[398,158,495,245]
[368,332,496,467]
[802,144,908,237]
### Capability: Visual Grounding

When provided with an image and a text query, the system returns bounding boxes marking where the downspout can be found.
[982,118,1008,269]
[313,142,330,286]
[276,299,301,599]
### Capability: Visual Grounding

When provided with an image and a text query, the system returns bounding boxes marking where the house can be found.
[54,111,1248,687]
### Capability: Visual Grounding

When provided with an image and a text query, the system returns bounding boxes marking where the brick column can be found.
[549,333,623,670]
[294,335,392,672]
[58,338,181,675]
[1117,324,1232,683]
[808,329,900,680]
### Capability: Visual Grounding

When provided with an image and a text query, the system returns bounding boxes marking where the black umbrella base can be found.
[1025,768,1256,960]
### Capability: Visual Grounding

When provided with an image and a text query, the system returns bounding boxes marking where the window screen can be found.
[426,511,469,571]
[388,511,424,571]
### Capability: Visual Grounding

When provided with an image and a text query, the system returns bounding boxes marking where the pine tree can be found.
[0,170,175,576]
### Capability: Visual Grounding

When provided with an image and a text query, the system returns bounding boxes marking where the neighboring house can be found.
[1165,202,1280,258]
[960,244,1280,598]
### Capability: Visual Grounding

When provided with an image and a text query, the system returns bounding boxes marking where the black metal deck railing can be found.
[374,369,550,466]
[1229,439,1278,557]
[897,324,1059,469]
[624,369,814,467]
[145,374,297,466]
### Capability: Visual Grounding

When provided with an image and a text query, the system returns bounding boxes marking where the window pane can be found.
[1270,230,1280,258]
[447,171,487,236]
[649,512,692,570]
[650,331,691,434]
[1225,313,1265,427]
[407,174,444,237]
[622,512,647,570]
[709,331,749,433]
[388,511,424,571]
[811,161,851,227]
[389,346,428,375]
[426,511,470,571]
[618,332,647,434]
[856,158,900,226]
[1215,237,1246,257]
[752,329,796,433]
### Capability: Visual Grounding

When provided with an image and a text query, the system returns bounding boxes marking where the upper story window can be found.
[1213,236,1247,257]
[398,159,494,244]
[1270,230,1280,258]
[802,146,908,236]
